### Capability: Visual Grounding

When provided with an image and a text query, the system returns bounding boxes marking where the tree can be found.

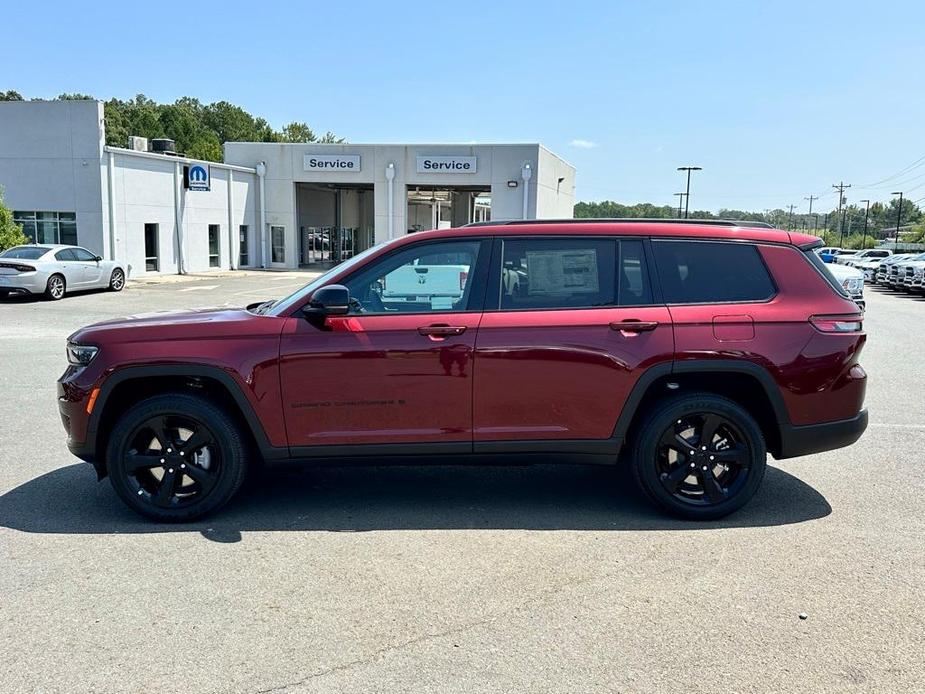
[0,90,23,101]
[0,187,28,252]
[280,122,316,143]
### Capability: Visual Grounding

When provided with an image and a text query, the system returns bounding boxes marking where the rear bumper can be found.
[0,275,45,294]
[777,409,868,459]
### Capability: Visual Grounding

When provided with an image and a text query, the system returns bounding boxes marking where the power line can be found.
[858,153,925,188]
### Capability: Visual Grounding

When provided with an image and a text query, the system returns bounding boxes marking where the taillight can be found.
[810,314,863,333]
[0,263,35,272]
[459,270,468,290]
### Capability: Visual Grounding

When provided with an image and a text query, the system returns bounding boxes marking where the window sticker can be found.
[525,249,599,295]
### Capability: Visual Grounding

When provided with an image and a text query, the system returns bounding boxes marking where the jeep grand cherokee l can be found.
[58,220,868,522]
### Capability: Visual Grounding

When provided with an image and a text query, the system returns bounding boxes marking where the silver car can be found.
[0,244,126,300]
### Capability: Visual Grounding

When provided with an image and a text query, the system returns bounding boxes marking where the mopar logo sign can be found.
[184,164,211,191]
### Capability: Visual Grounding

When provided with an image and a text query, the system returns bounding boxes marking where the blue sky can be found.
[4,0,925,213]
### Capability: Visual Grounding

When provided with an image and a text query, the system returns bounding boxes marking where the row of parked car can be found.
[817,246,925,295]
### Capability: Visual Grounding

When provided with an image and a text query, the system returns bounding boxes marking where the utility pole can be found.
[677,166,702,219]
[832,182,851,246]
[805,195,818,231]
[860,199,870,249]
[787,204,796,230]
[673,192,686,218]
[892,191,904,251]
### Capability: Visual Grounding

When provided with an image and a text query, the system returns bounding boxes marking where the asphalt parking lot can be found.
[1,275,923,694]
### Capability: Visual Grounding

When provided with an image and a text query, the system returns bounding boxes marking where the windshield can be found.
[265,241,392,316]
[1,246,49,260]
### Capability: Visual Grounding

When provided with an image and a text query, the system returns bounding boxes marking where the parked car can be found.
[826,262,865,309]
[853,258,882,282]
[874,254,916,285]
[0,244,126,300]
[902,260,925,292]
[837,248,892,266]
[59,220,868,522]
[886,253,925,289]
[817,247,843,263]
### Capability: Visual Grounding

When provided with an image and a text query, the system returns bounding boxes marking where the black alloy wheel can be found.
[655,412,751,506]
[631,393,767,520]
[106,393,248,521]
[122,414,222,509]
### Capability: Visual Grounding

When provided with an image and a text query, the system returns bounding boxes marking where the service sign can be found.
[187,164,210,191]
[416,155,477,174]
[303,154,361,172]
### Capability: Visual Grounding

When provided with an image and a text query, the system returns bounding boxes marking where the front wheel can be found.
[630,393,767,520]
[109,268,125,292]
[105,393,249,521]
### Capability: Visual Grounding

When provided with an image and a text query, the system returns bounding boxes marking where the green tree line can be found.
[1,91,343,162]
[574,199,925,248]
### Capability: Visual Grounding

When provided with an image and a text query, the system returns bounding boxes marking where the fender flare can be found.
[611,359,791,442]
[87,364,285,462]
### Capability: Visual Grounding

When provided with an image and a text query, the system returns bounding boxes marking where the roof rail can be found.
[464,218,776,229]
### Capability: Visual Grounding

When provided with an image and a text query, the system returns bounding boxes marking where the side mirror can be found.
[95,256,102,262]
[301,284,350,321]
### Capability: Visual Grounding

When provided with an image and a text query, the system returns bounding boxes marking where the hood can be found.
[68,306,271,344]
[826,263,863,281]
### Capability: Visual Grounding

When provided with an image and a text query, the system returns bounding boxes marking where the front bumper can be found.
[777,409,868,459]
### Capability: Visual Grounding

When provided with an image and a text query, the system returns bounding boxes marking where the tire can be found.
[45,274,66,300]
[109,267,125,292]
[105,393,249,522]
[630,393,767,520]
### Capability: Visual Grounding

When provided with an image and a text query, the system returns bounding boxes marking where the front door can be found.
[473,236,673,444]
[279,237,490,450]
[73,247,103,286]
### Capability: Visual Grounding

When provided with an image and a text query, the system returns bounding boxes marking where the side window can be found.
[499,238,616,310]
[343,240,483,314]
[73,248,97,262]
[652,240,776,304]
[55,249,77,261]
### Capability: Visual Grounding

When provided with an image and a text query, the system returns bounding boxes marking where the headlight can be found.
[842,278,863,293]
[66,343,99,366]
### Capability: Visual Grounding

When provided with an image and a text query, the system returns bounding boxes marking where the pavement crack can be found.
[248,572,602,694]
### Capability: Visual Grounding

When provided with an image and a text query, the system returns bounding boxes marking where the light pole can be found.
[677,166,702,219]
[673,192,686,218]
[892,192,904,251]
[860,199,870,249]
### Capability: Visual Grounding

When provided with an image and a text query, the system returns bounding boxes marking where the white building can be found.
[0,100,576,275]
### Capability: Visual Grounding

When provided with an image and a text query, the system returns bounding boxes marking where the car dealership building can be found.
[0,100,576,276]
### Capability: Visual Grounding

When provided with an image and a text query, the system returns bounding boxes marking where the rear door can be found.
[473,236,673,446]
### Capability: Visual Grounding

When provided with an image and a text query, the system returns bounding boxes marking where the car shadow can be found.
[0,461,831,542]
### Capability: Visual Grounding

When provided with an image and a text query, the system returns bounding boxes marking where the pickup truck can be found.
[380,256,470,310]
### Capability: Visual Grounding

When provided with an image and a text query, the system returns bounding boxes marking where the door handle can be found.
[609,320,659,333]
[418,324,467,337]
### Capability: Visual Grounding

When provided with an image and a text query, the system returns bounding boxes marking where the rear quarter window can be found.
[652,240,776,304]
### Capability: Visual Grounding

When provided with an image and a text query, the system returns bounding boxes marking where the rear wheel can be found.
[105,393,248,521]
[45,274,66,300]
[109,268,125,291]
[631,393,767,520]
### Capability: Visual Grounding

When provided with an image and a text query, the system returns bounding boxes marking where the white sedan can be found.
[0,244,126,300]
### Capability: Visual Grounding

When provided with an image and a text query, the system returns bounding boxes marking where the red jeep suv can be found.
[58,220,868,522]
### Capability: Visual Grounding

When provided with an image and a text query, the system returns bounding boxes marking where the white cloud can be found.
[569,139,597,149]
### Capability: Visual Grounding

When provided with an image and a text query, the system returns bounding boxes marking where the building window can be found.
[271,225,285,264]
[144,223,159,272]
[208,224,220,268]
[239,225,249,266]
[13,211,77,245]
